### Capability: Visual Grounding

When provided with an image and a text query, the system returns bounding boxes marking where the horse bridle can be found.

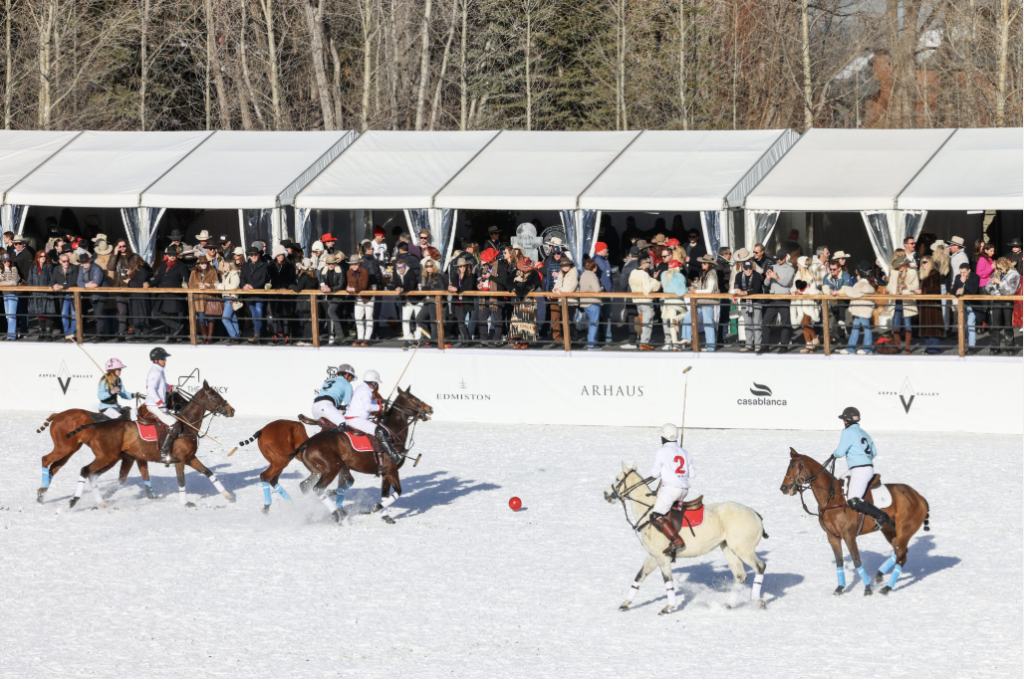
[173,389,230,439]
[787,455,846,537]
[608,474,658,534]
[379,397,430,452]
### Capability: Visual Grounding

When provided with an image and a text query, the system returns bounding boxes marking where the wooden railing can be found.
[4,285,1020,356]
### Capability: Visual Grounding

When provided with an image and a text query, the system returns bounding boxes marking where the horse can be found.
[604,464,769,615]
[233,419,309,513]
[293,387,433,524]
[63,382,235,509]
[780,449,930,596]
[35,394,189,503]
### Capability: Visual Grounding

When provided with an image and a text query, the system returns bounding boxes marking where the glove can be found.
[134,392,144,399]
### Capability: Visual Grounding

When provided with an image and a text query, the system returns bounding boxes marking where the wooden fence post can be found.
[821,297,831,355]
[957,297,966,357]
[560,296,571,352]
[690,297,700,352]
[73,290,84,344]
[187,292,198,346]
[436,297,445,349]
[311,292,321,348]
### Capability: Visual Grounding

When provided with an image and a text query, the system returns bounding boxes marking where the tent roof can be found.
[579,129,798,211]
[744,128,956,211]
[295,131,498,210]
[143,131,355,209]
[434,131,641,210]
[896,128,1024,211]
[0,131,81,200]
[5,131,211,208]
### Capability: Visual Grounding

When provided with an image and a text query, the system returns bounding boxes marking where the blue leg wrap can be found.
[836,567,846,588]
[261,482,272,506]
[878,554,897,574]
[335,487,346,510]
[887,564,903,589]
[274,484,292,502]
[41,467,51,489]
[143,480,153,489]
[856,566,871,586]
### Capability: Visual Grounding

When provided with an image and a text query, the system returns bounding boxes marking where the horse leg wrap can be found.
[274,484,292,502]
[334,486,346,510]
[261,482,273,506]
[89,477,105,505]
[836,567,846,588]
[41,467,51,489]
[625,583,640,603]
[878,553,897,575]
[887,564,903,590]
[177,486,188,505]
[379,492,399,509]
[664,580,676,608]
[856,566,871,586]
[74,476,87,500]
[320,494,337,513]
[208,474,228,495]
[751,573,764,601]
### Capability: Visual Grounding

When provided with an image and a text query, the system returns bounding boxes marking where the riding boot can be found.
[651,514,686,556]
[374,425,401,465]
[159,422,183,465]
[849,497,891,528]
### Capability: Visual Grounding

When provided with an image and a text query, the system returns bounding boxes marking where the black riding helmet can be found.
[150,347,170,362]
[839,406,861,424]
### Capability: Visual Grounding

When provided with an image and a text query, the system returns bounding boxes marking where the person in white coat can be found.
[649,423,695,556]
[145,347,180,464]
[346,370,400,464]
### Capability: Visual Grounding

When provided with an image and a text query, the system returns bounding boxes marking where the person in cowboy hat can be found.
[1005,237,1022,275]
[831,406,890,531]
[486,225,502,248]
[347,253,374,346]
[145,347,181,465]
[97,357,136,420]
[313,363,357,430]
[694,253,719,351]
[947,235,969,277]
[90,234,114,271]
[730,248,763,352]
[759,249,795,354]
[831,250,852,275]
[648,423,695,557]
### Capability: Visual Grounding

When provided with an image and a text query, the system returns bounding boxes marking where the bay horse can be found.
[233,419,309,513]
[780,449,930,596]
[63,382,235,509]
[604,464,769,615]
[294,387,433,524]
[35,394,189,503]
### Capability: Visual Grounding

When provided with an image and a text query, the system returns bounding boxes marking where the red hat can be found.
[668,259,682,269]
[667,238,680,247]
[595,241,609,254]
[373,226,385,236]
[320,233,337,243]
[481,249,498,264]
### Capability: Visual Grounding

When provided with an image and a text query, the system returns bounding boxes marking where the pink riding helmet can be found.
[105,358,126,371]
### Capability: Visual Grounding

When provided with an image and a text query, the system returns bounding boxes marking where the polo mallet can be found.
[386,342,419,402]
[680,366,693,446]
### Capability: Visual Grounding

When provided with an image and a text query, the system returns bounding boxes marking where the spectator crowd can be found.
[1,215,1021,355]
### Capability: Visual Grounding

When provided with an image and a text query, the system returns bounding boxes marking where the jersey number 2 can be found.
[674,456,686,474]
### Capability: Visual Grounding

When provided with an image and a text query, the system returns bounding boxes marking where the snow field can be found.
[0,412,1021,679]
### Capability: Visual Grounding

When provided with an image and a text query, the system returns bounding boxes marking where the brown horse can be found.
[780,449,930,596]
[63,382,235,509]
[294,387,433,524]
[233,419,310,513]
[35,395,190,503]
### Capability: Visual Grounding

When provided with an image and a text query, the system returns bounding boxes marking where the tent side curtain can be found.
[558,209,600,266]
[724,129,800,208]
[120,207,167,264]
[700,211,729,257]
[405,208,457,267]
[743,210,779,250]
[277,130,359,207]
[861,210,928,275]
[3,204,30,236]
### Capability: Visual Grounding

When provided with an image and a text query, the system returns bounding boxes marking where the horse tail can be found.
[37,414,57,434]
[66,422,100,439]
[754,510,769,539]
[238,429,262,447]
[922,498,931,532]
[289,439,310,460]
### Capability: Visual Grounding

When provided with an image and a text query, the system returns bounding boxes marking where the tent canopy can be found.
[579,129,798,212]
[744,128,955,211]
[143,130,356,210]
[295,130,498,210]
[0,131,81,201]
[434,131,641,211]
[5,131,211,208]
[897,128,1024,211]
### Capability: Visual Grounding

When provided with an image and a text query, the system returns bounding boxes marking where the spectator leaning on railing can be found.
[76,252,107,338]
[551,256,578,346]
[27,248,58,339]
[289,258,319,346]
[578,257,603,351]
[389,255,420,348]
[694,254,719,352]
[951,261,980,351]
[147,247,188,340]
[886,254,920,355]
[475,248,504,347]
[347,254,373,347]
[759,250,795,354]
[51,251,78,340]
[240,246,269,342]
[835,261,878,355]
[320,252,347,346]
[1,251,21,340]
[216,253,242,342]
[985,257,1021,355]
[627,255,662,351]
[791,257,821,354]
[730,248,762,353]
[661,259,689,351]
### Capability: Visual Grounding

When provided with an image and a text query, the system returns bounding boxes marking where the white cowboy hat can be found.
[548,236,564,246]
[832,250,851,259]
[195,230,212,241]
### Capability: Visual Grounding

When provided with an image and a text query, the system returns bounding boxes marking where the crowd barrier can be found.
[2,287,1021,356]
[2,339,1020,435]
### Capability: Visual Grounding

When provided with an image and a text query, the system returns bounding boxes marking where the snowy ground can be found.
[1,412,1020,679]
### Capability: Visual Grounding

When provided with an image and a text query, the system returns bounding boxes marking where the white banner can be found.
[3,344,1020,435]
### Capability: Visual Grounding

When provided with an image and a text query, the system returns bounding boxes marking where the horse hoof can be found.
[69,497,79,509]
[37,490,46,504]
[221,491,235,502]
[880,586,892,596]
[875,572,885,584]
[371,503,383,514]
[658,606,674,616]
[299,480,314,495]
[331,510,345,524]
[619,603,630,612]
[262,505,270,515]
[185,502,197,509]
[833,587,844,597]
[381,514,396,525]
[146,488,157,500]
[99,501,109,509]
[863,586,873,597]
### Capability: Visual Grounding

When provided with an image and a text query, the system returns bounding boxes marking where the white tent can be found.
[142,130,356,209]
[0,131,81,202]
[579,129,798,211]
[5,131,212,208]
[434,131,641,210]
[295,130,498,210]
[896,128,1024,211]
[744,128,955,211]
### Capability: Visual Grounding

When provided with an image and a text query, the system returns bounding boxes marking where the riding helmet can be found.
[150,347,170,362]
[659,423,679,442]
[338,363,356,378]
[363,369,381,384]
[839,406,861,423]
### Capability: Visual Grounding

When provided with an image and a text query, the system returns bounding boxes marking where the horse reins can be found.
[790,455,846,538]
[610,474,658,536]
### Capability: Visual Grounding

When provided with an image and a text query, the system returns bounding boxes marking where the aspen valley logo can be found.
[878,378,938,414]
[581,384,646,397]
[38,361,91,395]
[737,382,788,406]
[436,379,491,401]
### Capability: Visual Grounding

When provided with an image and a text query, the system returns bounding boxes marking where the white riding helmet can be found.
[363,369,381,384]
[659,423,679,442]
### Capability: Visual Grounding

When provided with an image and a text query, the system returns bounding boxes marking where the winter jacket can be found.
[0,264,19,287]
[318,262,347,292]
[188,266,221,314]
[620,258,639,292]
[578,270,602,308]
[838,278,877,319]
[347,266,371,301]
[662,269,689,307]
[951,271,980,298]
[76,262,107,303]
[552,266,579,305]
[986,269,1021,297]
[694,269,719,295]
[595,255,613,292]
[288,272,320,313]
[513,269,542,299]
[27,262,57,316]
[976,256,995,287]
[790,282,821,323]
[388,269,419,302]
[764,262,795,294]
[51,263,78,296]
[886,268,920,317]
[628,268,662,302]
[9,246,33,281]
[240,259,269,290]
[542,255,571,291]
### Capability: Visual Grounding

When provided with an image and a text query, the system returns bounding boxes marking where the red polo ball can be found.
[508,496,522,511]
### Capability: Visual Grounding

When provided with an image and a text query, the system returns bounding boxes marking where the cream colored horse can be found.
[604,464,769,614]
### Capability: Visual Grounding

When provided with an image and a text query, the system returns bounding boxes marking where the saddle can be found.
[668,496,705,535]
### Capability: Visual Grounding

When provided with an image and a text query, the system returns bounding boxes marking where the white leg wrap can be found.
[625,583,640,603]
[320,494,337,512]
[209,474,228,494]
[379,491,399,509]
[664,580,676,608]
[74,476,86,499]
[751,573,764,600]
[177,486,188,505]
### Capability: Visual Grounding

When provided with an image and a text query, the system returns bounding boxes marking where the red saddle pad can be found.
[673,504,705,528]
[137,421,159,442]
[344,430,374,452]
